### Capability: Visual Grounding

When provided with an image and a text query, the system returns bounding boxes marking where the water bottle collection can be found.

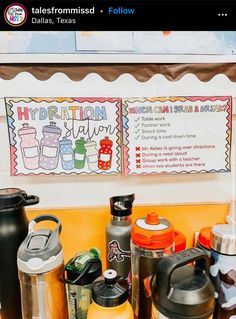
[0,188,236,319]
[18,122,113,171]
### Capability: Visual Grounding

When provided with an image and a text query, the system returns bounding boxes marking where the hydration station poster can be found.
[5,97,122,176]
[122,96,232,175]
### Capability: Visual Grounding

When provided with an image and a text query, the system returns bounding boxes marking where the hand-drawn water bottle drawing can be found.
[18,123,40,170]
[59,137,75,170]
[39,122,61,170]
[98,137,113,170]
[84,140,98,171]
[74,137,87,169]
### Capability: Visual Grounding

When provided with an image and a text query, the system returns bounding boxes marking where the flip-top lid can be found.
[65,248,102,285]
[17,215,63,274]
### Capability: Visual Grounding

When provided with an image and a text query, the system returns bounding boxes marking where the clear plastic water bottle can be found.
[18,215,68,319]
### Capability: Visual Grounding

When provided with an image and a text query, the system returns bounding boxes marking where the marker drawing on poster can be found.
[123,96,232,175]
[5,97,121,176]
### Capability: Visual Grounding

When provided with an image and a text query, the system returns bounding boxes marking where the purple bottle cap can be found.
[43,122,61,135]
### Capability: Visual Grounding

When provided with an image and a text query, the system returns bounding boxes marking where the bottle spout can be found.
[110,193,135,217]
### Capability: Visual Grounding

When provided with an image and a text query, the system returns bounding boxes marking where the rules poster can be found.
[5,97,122,176]
[123,96,232,175]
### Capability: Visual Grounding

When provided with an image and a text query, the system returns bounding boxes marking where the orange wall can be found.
[27,203,229,266]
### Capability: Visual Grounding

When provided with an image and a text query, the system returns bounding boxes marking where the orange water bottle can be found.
[87,269,134,319]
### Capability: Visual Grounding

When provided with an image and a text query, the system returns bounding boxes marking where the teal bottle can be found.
[74,137,87,169]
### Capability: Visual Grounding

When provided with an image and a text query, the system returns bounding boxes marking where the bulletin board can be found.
[0,63,235,208]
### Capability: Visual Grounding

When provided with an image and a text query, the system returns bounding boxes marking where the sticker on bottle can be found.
[75,153,85,160]
[63,154,73,161]
[100,154,110,162]
[88,155,98,163]
[23,146,39,158]
[107,240,130,262]
[42,146,58,158]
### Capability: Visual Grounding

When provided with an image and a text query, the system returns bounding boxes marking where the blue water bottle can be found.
[59,137,75,170]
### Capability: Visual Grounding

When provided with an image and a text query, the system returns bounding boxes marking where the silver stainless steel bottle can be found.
[17,215,68,319]
[106,194,135,280]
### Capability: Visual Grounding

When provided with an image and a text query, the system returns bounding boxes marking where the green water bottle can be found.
[74,137,87,169]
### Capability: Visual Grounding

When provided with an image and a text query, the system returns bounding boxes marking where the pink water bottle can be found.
[18,123,40,170]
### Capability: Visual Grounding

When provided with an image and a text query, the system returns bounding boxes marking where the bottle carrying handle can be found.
[155,248,210,297]
[28,214,62,234]
[22,194,40,207]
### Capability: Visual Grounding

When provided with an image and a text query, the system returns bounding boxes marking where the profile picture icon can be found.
[4,3,28,27]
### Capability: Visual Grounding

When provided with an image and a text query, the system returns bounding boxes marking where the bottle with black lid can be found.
[87,269,134,319]
[65,248,102,319]
[151,248,215,319]
[106,194,135,280]
[0,188,39,319]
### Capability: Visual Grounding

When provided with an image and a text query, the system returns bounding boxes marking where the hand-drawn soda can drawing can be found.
[18,123,40,170]
[59,137,75,170]
[39,122,61,170]
[84,139,98,171]
[210,224,236,319]
[98,136,113,170]
[74,137,87,169]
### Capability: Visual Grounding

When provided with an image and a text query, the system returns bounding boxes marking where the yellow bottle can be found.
[87,269,134,319]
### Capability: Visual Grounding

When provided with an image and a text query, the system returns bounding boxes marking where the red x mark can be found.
[136,159,141,164]
[136,153,140,158]
[135,147,140,151]
[136,165,141,169]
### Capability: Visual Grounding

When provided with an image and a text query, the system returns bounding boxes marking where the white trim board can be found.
[1,54,236,64]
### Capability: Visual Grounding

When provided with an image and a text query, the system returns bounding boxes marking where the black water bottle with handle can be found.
[0,188,39,319]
